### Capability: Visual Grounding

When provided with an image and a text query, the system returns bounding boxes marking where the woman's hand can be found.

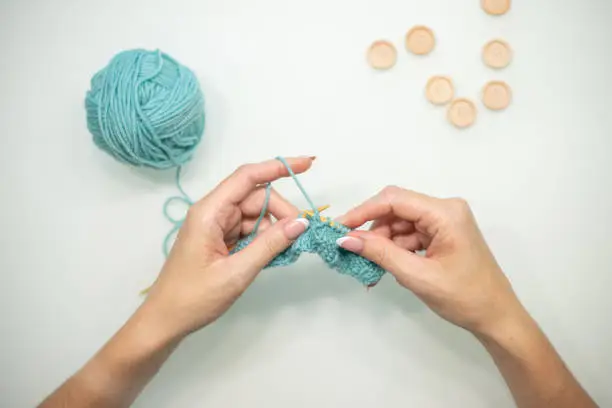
[336,186,522,336]
[38,157,314,408]
[337,186,597,408]
[143,157,314,341]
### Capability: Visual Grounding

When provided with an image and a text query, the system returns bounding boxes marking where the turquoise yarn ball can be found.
[85,49,205,169]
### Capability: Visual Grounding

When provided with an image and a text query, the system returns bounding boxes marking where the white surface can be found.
[1,0,611,406]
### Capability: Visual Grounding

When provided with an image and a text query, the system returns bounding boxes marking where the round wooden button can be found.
[426,76,454,105]
[405,26,435,55]
[482,0,511,15]
[483,39,512,69]
[482,81,512,110]
[367,40,397,70]
[448,98,477,129]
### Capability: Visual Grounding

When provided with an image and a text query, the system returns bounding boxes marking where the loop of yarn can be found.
[161,167,194,257]
[85,49,205,170]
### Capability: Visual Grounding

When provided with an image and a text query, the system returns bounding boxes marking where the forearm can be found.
[476,308,597,408]
[39,302,181,408]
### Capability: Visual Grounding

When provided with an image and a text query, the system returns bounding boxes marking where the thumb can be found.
[337,231,426,285]
[229,218,309,275]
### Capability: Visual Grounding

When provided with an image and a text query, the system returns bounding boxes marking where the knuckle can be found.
[185,204,205,224]
[449,197,470,211]
[381,185,401,196]
[274,162,286,178]
[446,197,472,220]
[380,185,402,202]
[184,211,210,234]
[235,163,253,177]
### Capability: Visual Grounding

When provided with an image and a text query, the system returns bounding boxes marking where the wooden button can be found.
[405,26,435,55]
[448,98,477,128]
[483,39,512,69]
[426,76,454,105]
[482,0,511,15]
[367,40,397,70]
[482,81,512,110]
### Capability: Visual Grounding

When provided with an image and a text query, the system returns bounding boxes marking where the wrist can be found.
[126,299,187,351]
[473,303,540,348]
[90,304,182,374]
[68,300,183,406]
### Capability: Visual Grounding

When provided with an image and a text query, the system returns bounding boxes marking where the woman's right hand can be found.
[336,186,526,337]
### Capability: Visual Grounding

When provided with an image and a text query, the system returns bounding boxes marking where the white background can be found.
[1,0,611,406]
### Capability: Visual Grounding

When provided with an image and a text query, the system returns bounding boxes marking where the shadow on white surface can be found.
[137,257,504,407]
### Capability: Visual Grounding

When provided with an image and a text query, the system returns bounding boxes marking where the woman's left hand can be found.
[142,156,314,342]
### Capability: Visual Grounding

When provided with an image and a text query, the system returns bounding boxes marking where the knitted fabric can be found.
[231,157,386,287]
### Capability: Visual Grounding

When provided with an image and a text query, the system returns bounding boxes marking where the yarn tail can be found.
[142,167,193,296]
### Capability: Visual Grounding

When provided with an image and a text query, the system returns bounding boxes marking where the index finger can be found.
[212,156,315,204]
[338,186,440,233]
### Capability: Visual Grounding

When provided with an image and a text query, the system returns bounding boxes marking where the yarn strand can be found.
[174,166,193,203]
[250,183,272,236]
[275,156,318,214]
[247,157,319,238]
[161,167,194,256]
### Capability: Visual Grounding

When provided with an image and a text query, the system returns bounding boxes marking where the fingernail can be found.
[284,218,309,240]
[336,236,364,253]
[310,156,317,161]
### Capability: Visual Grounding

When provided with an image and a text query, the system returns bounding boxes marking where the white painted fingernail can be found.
[336,236,364,253]
[284,218,309,240]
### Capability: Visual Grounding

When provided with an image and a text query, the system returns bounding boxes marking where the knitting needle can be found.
[301,205,330,217]
[301,205,336,225]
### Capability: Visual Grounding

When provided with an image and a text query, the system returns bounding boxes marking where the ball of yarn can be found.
[85,49,205,169]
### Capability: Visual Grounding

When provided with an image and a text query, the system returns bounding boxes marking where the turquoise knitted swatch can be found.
[231,157,386,287]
